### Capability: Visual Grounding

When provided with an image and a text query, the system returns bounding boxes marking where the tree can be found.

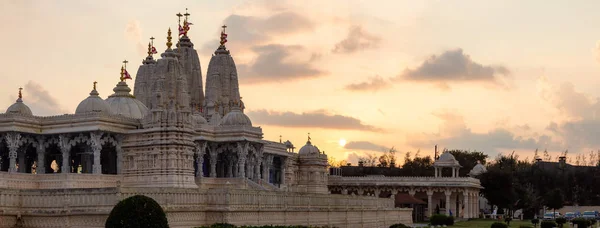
[105,195,169,228]
[543,149,550,161]
[544,188,564,219]
[447,150,488,176]
[402,156,434,176]
[358,153,378,167]
[403,151,411,166]
[479,168,518,213]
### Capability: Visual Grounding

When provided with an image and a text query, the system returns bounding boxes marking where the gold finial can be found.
[184,8,190,20]
[120,66,125,82]
[93,81,97,90]
[166,28,172,49]
[308,132,311,142]
[279,135,282,143]
[18,87,22,99]
[122,60,128,69]
[147,42,152,56]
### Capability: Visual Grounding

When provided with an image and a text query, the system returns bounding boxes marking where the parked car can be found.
[543,212,562,220]
[565,212,577,220]
[582,211,598,219]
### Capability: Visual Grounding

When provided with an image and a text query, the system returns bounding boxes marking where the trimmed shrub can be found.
[531,218,540,227]
[571,218,590,228]
[555,217,567,227]
[429,214,448,226]
[490,222,508,228]
[210,224,236,228]
[445,216,455,226]
[105,195,168,228]
[504,217,512,225]
[389,224,410,228]
[540,220,557,228]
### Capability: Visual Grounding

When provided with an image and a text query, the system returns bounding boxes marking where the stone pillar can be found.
[237,142,248,178]
[445,190,452,215]
[280,157,287,186]
[227,160,234,177]
[375,189,382,198]
[248,162,254,180]
[209,147,218,178]
[58,135,72,174]
[194,141,206,178]
[434,167,438,177]
[90,132,103,174]
[5,133,21,173]
[115,135,124,174]
[18,151,25,173]
[254,159,262,182]
[263,155,272,183]
[427,190,434,217]
[36,137,45,174]
[463,191,470,218]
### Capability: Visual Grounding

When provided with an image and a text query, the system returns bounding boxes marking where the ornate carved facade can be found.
[0,13,419,228]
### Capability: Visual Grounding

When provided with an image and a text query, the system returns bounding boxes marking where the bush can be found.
[531,218,540,227]
[429,214,448,226]
[445,216,454,226]
[504,217,512,225]
[571,218,591,228]
[540,220,557,228]
[555,217,567,227]
[105,195,168,228]
[389,224,410,228]
[490,222,508,228]
[210,224,236,228]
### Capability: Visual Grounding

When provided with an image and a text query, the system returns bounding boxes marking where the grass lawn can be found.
[415,219,534,227]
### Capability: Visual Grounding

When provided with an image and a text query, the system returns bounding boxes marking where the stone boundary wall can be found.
[0,172,122,189]
[0,187,411,228]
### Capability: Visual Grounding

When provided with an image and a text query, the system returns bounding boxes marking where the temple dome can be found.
[469,161,487,176]
[218,105,251,126]
[6,89,32,116]
[299,140,320,155]
[191,112,207,126]
[75,84,112,114]
[434,151,461,167]
[105,81,148,119]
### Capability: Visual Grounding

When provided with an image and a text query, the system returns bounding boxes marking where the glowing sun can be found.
[338,138,347,147]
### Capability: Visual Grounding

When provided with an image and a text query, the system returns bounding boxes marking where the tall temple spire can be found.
[18,87,22,99]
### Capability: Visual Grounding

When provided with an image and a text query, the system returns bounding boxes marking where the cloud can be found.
[595,41,600,63]
[246,109,384,132]
[344,75,391,92]
[396,49,510,88]
[124,19,145,56]
[536,76,600,150]
[238,45,325,84]
[332,26,381,54]
[407,111,560,156]
[202,12,314,53]
[344,141,388,152]
[7,81,67,116]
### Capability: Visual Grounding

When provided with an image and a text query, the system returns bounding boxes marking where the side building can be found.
[329,151,484,222]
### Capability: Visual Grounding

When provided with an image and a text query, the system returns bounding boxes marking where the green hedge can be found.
[571,218,595,228]
[389,224,410,228]
[430,214,454,226]
[195,225,337,228]
[490,222,508,228]
[105,195,169,228]
[540,220,557,228]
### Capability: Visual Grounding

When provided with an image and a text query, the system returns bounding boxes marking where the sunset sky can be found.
[2,0,600,165]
